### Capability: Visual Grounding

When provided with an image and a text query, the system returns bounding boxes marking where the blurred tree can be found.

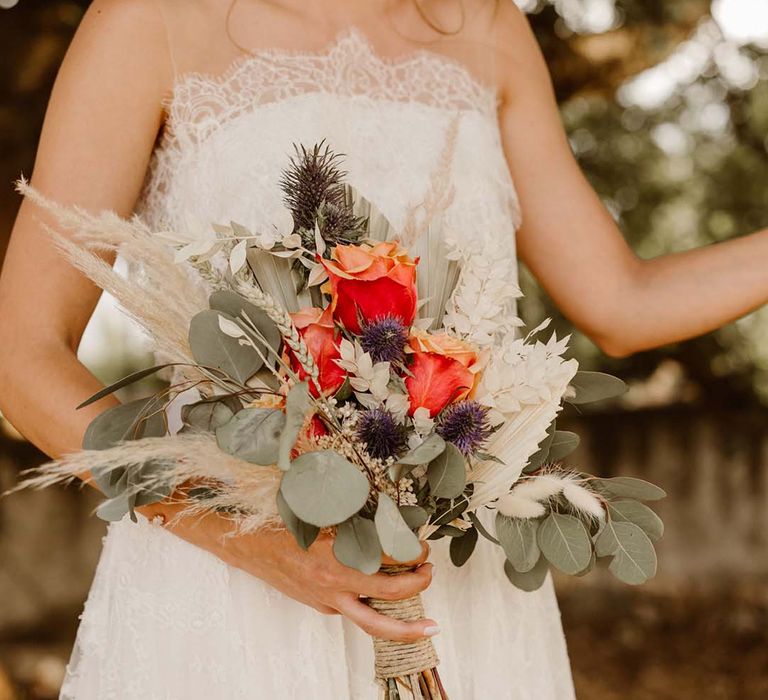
[2,0,768,405]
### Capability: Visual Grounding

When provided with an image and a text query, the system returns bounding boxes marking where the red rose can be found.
[320,241,418,334]
[404,330,484,417]
[288,307,346,396]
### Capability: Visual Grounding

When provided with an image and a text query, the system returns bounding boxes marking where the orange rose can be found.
[404,330,484,417]
[320,241,418,334]
[288,306,346,396]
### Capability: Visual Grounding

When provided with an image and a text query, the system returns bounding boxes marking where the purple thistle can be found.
[356,408,408,461]
[436,400,492,457]
[359,316,408,364]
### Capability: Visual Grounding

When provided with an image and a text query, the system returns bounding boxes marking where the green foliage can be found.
[333,516,382,574]
[280,450,369,528]
[449,527,478,567]
[188,310,263,385]
[278,382,311,471]
[276,490,319,551]
[374,492,423,562]
[538,513,593,575]
[215,408,285,465]
[426,443,467,499]
[496,514,541,573]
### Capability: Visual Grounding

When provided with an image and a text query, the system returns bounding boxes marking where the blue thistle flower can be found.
[436,400,492,457]
[359,316,408,363]
[356,408,408,461]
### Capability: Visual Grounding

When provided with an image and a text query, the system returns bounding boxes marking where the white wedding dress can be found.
[60,24,575,700]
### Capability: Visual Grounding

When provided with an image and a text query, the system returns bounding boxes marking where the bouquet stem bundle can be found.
[368,566,447,699]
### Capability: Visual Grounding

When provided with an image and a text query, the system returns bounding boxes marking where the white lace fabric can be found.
[61,28,576,700]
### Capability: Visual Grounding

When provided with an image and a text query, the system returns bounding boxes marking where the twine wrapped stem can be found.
[367,565,448,700]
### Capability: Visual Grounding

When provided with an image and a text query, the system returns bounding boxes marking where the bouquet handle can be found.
[367,565,448,700]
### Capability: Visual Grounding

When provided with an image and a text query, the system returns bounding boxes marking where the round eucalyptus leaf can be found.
[215,408,285,465]
[209,290,282,362]
[604,521,657,585]
[567,371,627,405]
[83,397,166,451]
[399,505,429,529]
[181,398,237,433]
[608,500,664,542]
[593,477,666,501]
[548,431,580,462]
[496,514,541,573]
[397,433,446,466]
[189,309,263,384]
[280,451,369,527]
[449,527,478,567]
[503,555,549,592]
[333,516,382,575]
[427,443,467,499]
[276,490,319,550]
[95,494,133,522]
[374,492,423,562]
[537,513,592,575]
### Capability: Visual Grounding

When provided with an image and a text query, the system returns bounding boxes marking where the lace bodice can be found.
[137,29,522,317]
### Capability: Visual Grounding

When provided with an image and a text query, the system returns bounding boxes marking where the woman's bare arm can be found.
[0,0,435,641]
[496,5,768,358]
[0,0,169,455]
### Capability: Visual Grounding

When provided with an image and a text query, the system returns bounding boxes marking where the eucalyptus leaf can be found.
[468,511,499,544]
[276,490,319,550]
[608,500,664,542]
[598,521,657,585]
[593,477,667,501]
[496,514,541,573]
[431,495,470,527]
[399,505,429,529]
[83,397,166,451]
[215,408,285,465]
[567,371,627,405]
[181,398,238,433]
[209,290,282,363]
[397,433,446,466]
[548,431,580,462]
[375,492,423,562]
[427,524,467,539]
[538,513,593,575]
[96,494,133,522]
[281,451,369,527]
[77,364,174,409]
[189,309,263,384]
[503,555,549,592]
[576,550,597,577]
[449,527,478,567]
[427,443,467,499]
[333,516,382,575]
[278,382,311,471]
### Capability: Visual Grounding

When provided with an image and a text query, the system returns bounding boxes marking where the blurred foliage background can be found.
[1,0,768,698]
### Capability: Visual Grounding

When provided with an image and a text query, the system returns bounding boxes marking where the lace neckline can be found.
[164,26,499,125]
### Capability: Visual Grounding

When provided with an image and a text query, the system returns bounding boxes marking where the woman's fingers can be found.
[336,594,440,642]
[355,563,434,601]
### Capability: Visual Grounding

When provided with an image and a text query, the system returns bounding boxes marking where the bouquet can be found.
[13,141,665,699]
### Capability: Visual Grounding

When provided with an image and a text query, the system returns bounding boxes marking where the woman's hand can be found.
[141,503,438,642]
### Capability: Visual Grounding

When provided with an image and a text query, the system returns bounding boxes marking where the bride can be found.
[1,1,768,698]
